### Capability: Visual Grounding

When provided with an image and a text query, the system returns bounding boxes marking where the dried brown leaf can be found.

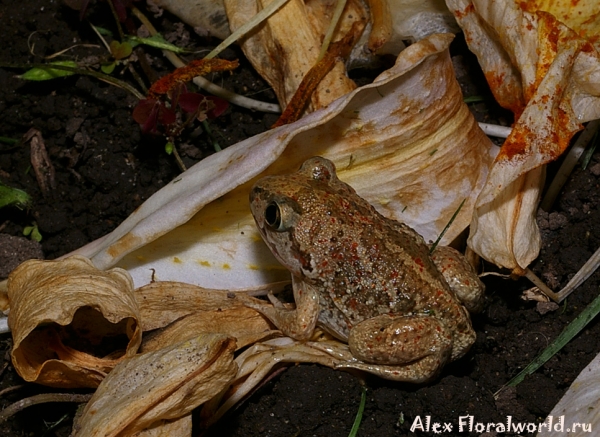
[72,333,237,437]
[7,256,141,388]
[141,306,277,353]
[134,281,288,331]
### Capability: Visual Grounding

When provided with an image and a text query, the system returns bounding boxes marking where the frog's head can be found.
[249,157,340,278]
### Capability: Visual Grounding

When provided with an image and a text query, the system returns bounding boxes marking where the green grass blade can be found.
[18,60,78,81]
[505,290,600,388]
[348,386,367,437]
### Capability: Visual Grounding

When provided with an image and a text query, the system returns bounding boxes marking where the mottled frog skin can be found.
[249,157,484,382]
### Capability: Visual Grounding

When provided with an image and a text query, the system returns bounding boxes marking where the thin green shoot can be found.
[348,386,367,437]
[3,62,145,99]
[202,120,221,152]
[498,290,600,394]
[581,130,598,170]
[429,198,466,254]
[0,137,19,145]
[464,95,486,104]
[126,35,190,53]
[0,183,31,209]
[204,0,291,60]
[42,413,71,437]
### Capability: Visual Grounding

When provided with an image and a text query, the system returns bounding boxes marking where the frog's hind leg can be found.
[243,275,320,341]
[430,246,485,313]
[342,314,453,382]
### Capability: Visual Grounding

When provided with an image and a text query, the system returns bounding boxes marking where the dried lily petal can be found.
[141,306,277,353]
[73,333,236,437]
[537,351,600,437]
[134,281,287,331]
[445,0,600,270]
[201,336,344,427]
[64,34,494,290]
[224,0,364,110]
[7,256,141,388]
[131,415,191,437]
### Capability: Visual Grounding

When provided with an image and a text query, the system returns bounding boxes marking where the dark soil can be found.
[1,1,600,436]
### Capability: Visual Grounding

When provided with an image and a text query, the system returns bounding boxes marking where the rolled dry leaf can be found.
[134,281,288,331]
[8,256,141,388]
[224,0,364,110]
[141,306,277,353]
[72,333,237,437]
[131,415,191,437]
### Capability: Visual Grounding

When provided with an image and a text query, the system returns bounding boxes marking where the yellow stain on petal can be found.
[518,0,600,39]
[222,263,231,270]
[250,234,263,242]
[248,263,288,272]
[173,257,182,263]
[197,260,211,267]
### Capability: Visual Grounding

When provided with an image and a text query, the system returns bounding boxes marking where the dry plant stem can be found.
[204,0,291,60]
[478,122,512,138]
[273,22,362,128]
[0,316,8,334]
[540,119,600,211]
[318,0,348,61]
[0,385,24,398]
[130,7,281,114]
[524,268,560,302]
[89,22,111,52]
[555,245,600,302]
[365,0,392,52]
[0,393,92,423]
[171,145,187,172]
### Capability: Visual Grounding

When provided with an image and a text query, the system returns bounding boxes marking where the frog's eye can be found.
[264,201,291,231]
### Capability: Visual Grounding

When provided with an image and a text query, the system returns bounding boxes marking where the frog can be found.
[247,156,484,382]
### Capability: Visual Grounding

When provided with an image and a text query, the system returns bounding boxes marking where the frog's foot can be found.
[243,277,320,341]
[345,314,453,382]
[430,246,485,313]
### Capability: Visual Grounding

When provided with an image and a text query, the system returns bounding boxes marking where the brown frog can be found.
[248,157,484,382]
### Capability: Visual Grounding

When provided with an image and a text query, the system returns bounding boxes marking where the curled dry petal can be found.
[445,0,600,270]
[7,256,141,388]
[72,333,237,437]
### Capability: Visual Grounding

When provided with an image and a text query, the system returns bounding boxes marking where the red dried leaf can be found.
[178,93,204,114]
[205,96,228,119]
[132,99,176,134]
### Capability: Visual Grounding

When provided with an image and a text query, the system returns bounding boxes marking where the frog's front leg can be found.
[246,275,320,340]
[344,314,453,383]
